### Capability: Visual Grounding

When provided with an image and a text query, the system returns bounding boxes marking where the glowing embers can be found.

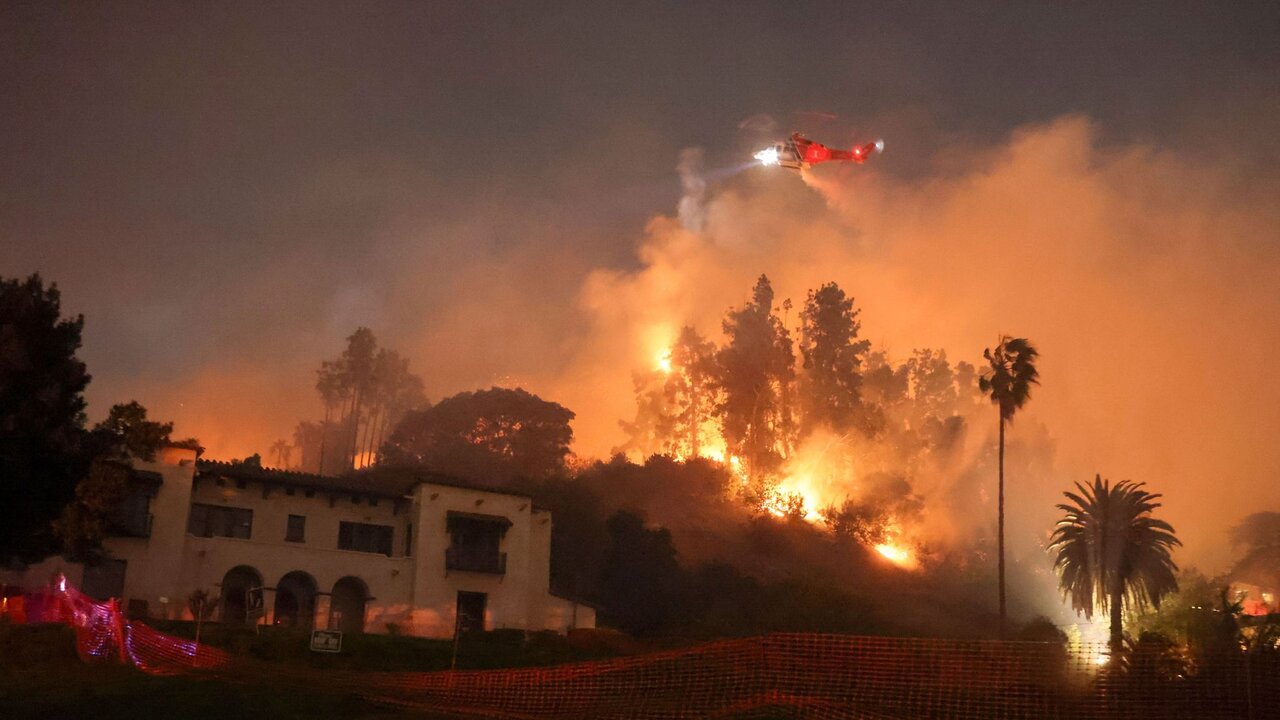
[754,147,781,166]
[874,542,918,569]
[655,348,673,374]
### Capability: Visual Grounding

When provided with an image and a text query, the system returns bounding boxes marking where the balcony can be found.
[445,547,507,575]
[107,512,153,539]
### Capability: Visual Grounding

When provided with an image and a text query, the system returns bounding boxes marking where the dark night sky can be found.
[3,3,1280,571]
[4,2,1276,379]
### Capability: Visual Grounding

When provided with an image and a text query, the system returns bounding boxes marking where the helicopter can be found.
[754,132,884,170]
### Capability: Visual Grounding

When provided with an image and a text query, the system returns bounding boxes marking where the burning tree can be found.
[302,327,426,474]
[620,326,719,459]
[798,282,872,438]
[717,275,796,486]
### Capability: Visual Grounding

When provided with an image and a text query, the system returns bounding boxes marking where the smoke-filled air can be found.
[8,6,1280,715]
[103,116,1280,612]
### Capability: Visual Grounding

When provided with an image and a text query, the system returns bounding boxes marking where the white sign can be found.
[246,586,265,620]
[310,629,343,653]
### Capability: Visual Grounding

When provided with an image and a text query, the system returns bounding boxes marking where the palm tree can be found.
[979,336,1039,636]
[1049,475,1181,655]
[269,439,289,469]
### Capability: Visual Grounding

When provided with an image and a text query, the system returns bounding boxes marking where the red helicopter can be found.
[754,132,884,170]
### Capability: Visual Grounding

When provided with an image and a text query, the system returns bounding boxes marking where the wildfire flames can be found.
[874,543,918,569]
[629,338,929,572]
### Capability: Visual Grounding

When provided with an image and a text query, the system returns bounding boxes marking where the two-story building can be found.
[6,445,594,637]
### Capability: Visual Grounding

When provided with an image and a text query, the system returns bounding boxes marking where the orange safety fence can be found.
[4,578,1277,719]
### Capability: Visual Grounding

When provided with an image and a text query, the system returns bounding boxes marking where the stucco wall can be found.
[408,483,544,636]
[5,448,594,638]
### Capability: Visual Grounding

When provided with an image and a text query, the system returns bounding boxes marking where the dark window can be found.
[337,521,393,556]
[368,497,378,507]
[107,486,152,538]
[405,523,413,557]
[82,559,127,601]
[351,495,361,505]
[304,489,315,498]
[187,503,253,539]
[286,514,306,543]
[236,479,247,489]
[445,513,509,574]
[285,487,296,496]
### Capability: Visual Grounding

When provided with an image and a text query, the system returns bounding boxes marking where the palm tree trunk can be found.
[318,402,331,475]
[372,408,386,464]
[1109,586,1124,659]
[360,404,380,468]
[998,415,1006,638]
[346,388,362,470]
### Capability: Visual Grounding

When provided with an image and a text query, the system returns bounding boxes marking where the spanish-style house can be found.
[4,444,595,637]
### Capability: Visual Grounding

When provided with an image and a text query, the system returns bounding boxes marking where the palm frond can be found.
[1048,474,1181,620]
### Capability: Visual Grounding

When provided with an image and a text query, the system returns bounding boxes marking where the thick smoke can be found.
[676,148,707,233]
[115,116,1280,581]
[543,116,1280,577]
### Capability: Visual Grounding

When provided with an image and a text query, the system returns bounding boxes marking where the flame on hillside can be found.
[638,344,925,570]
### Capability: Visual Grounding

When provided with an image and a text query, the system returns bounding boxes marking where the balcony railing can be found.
[445,547,507,575]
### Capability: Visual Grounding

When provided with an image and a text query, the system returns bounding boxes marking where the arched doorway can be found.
[220,566,262,624]
[273,571,317,628]
[330,576,368,634]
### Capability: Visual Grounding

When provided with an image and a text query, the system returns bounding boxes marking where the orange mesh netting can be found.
[6,579,1276,719]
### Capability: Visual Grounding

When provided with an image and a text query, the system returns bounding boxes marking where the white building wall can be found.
[6,447,593,638]
[101,445,199,619]
[409,484,543,636]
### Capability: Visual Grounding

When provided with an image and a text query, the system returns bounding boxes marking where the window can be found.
[337,521,393,556]
[285,514,306,543]
[445,512,509,574]
[107,486,152,538]
[187,503,253,539]
[405,523,413,557]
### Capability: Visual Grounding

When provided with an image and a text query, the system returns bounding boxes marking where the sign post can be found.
[246,586,265,633]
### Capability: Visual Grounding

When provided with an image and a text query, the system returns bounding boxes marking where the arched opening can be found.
[273,571,318,628]
[330,576,368,634]
[220,565,262,624]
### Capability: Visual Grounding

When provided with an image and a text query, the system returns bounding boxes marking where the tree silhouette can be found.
[979,335,1039,635]
[620,325,719,458]
[0,274,92,561]
[96,401,173,461]
[798,282,871,437]
[269,439,290,469]
[384,387,574,483]
[56,402,193,559]
[717,275,796,484]
[599,510,685,636]
[1228,511,1280,594]
[1049,475,1180,655]
[309,328,425,473]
